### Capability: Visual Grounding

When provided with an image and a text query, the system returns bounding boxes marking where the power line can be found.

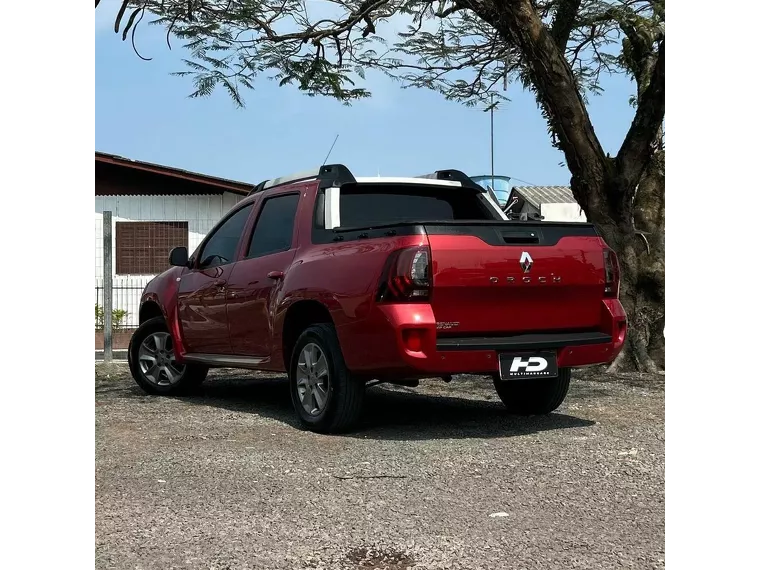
[507,176,540,186]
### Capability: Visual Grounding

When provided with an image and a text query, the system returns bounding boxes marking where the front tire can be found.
[493,368,571,415]
[128,317,208,395]
[289,323,365,433]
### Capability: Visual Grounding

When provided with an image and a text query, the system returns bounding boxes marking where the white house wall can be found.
[94,193,243,327]
[540,203,587,222]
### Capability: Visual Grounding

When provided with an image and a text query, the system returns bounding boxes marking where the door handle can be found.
[212,279,227,288]
[267,271,284,280]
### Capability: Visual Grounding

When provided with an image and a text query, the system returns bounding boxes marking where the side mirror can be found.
[169,246,189,267]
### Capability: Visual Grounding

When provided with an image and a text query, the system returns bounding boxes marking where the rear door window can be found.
[246,193,300,258]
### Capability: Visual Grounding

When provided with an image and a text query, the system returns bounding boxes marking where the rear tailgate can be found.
[425,222,607,335]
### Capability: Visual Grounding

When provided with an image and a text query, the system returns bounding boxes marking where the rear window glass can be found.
[339,185,494,227]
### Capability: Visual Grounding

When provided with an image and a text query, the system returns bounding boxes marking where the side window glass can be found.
[198,204,254,269]
[247,194,300,258]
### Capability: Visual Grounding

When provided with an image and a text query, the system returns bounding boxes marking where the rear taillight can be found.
[376,246,431,302]
[603,248,620,298]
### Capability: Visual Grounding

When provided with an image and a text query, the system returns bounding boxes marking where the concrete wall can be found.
[540,202,587,222]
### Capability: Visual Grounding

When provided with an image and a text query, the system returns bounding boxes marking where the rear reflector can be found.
[402,329,424,352]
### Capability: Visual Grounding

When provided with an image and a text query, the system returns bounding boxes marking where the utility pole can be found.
[490,92,495,191]
[103,211,113,363]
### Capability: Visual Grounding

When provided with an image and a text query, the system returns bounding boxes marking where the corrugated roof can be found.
[95,151,254,195]
[509,185,577,209]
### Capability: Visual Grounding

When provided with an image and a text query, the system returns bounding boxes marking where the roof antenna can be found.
[321,134,339,166]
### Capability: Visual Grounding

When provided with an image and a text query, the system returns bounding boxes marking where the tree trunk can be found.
[591,143,665,373]
[631,143,665,370]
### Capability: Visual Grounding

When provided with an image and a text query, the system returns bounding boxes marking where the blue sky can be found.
[95,1,636,186]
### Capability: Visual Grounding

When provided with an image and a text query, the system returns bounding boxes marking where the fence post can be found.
[103,211,113,363]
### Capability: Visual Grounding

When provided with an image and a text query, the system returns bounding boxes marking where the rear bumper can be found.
[338,299,627,376]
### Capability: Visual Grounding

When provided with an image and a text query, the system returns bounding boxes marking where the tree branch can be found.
[475,0,608,212]
[550,0,582,52]
[247,0,390,45]
[436,3,464,18]
[616,39,664,189]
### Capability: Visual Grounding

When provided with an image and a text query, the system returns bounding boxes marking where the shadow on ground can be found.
[96,371,595,440]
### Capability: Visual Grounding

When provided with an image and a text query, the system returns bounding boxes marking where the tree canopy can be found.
[101,0,663,202]
[101,2,662,106]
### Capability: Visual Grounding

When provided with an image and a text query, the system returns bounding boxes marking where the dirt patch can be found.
[572,365,666,390]
[96,363,664,570]
[346,547,415,569]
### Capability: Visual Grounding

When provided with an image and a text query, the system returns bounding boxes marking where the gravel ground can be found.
[95,364,664,570]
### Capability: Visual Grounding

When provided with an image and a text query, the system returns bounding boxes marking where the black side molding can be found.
[436,332,612,352]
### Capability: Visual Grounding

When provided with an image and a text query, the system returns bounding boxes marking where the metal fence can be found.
[95,277,152,331]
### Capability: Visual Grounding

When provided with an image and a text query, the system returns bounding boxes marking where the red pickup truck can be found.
[128,164,627,433]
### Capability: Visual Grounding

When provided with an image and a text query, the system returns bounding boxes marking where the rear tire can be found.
[289,323,365,433]
[128,317,208,395]
[492,368,571,415]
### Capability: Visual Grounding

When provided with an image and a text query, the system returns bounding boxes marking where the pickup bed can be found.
[128,164,626,433]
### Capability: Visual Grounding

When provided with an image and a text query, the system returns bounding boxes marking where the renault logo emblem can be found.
[520,251,533,273]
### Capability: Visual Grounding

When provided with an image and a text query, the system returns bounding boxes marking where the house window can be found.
[115,221,189,275]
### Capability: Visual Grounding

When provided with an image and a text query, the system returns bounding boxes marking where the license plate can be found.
[498,351,558,381]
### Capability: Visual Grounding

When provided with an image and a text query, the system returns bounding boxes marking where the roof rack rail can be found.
[416,169,483,191]
[248,164,356,196]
